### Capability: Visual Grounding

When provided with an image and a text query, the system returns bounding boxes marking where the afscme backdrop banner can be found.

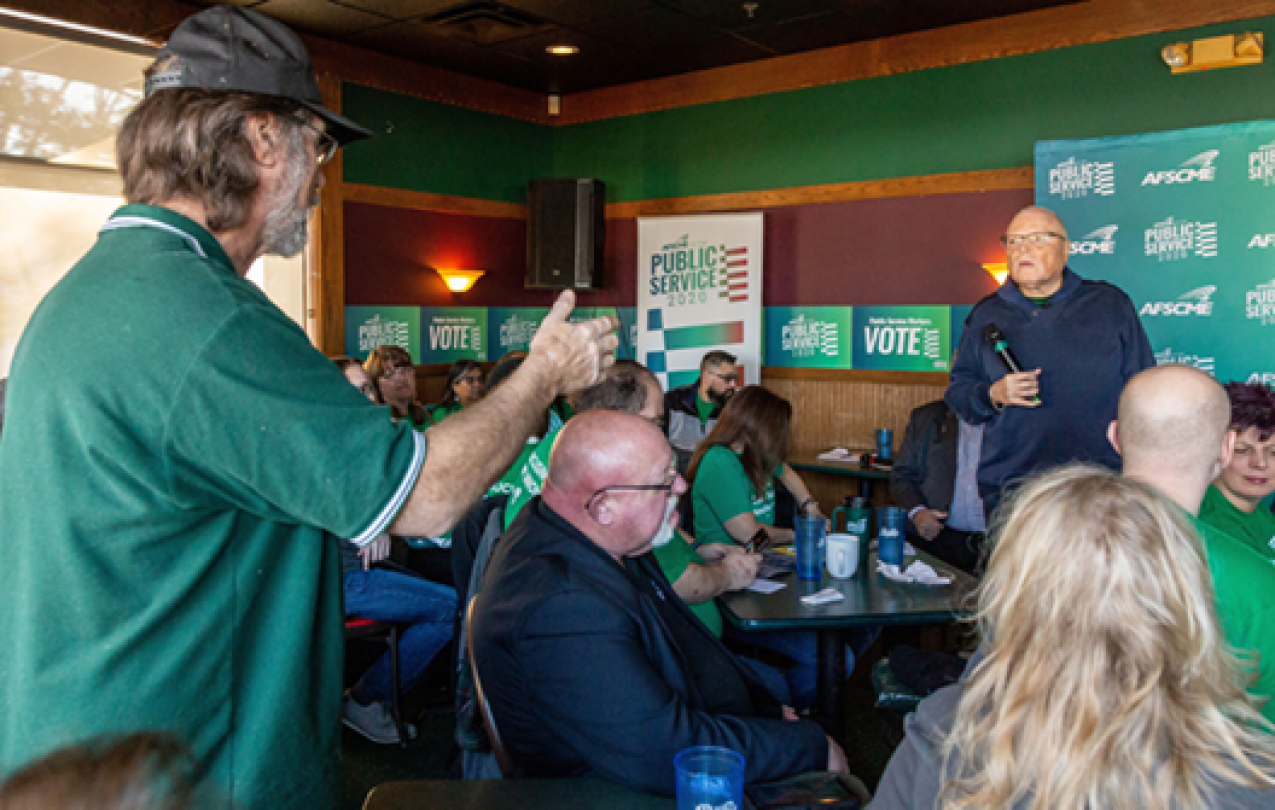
[637,214,764,390]
[1037,120,1275,387]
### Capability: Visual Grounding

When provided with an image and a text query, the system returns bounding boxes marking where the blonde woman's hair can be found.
[940,465,1275,810]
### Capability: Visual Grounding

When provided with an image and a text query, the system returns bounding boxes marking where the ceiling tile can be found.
[658,0,841,30]
[567,4,719,48]
[251,0,392,39]
[334,0,458,21]
[351,21,549,89]
[498,0,653,28]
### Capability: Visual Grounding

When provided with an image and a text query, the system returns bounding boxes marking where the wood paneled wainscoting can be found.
[761,367,948,511]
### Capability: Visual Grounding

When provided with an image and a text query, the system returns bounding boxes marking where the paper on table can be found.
[747,579,786,594]
[817,447,863,463]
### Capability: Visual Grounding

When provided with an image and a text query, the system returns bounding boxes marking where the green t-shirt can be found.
[696,393,715,424]
[504,425,558,529]
[1191,515,1275,723]
[1200,485,1275,564]
[692,445,776,547]
[430,401,463,425]
[0,206,425,810]
[487,437,541,500]
[652,534,724,636]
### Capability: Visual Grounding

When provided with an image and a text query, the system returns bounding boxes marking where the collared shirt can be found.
[947,420,986,532]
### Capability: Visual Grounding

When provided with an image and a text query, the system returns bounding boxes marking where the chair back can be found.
[465,599,517,778]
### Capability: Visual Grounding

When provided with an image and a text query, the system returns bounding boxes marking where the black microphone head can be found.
[982,323,1006,345]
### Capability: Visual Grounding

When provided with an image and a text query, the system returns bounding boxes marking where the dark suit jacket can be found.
[890,400,959,515]
[472,497,827,795]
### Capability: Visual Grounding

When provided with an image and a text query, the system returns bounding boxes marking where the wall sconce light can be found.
[1162,32,1263,73]
[982,262,1009,285]
[434,267,485,293]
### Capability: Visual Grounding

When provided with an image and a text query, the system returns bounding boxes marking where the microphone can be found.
[982,323,1024,373]
[982,323,1039,404]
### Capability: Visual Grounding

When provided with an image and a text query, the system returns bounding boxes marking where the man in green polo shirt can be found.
[1111,365,1275,722]
[0,8,617,809]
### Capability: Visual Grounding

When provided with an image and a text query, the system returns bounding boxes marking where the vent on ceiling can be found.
[422,2,551,45]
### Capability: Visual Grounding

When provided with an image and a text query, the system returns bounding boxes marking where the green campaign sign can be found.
[764,306,854,368]
[344,306,419,361]
[420,307,487,363]
[488,307,550,356]
[852,306,951,372]
[1038,121,1275,384]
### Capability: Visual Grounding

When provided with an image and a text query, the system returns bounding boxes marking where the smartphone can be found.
[746,527,772,554]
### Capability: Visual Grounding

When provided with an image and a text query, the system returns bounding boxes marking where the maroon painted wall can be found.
[345,187,1032,308]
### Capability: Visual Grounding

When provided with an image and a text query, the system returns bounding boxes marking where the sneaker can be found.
[342,694,417,744]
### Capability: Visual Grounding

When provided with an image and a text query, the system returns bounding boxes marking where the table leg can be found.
[857,478,871,499]
[817,628,848,741]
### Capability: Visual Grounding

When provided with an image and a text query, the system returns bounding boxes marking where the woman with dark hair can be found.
[658,386,873,709]
[687,386,819,547]
[431,359,485,424]
[874,466,1275,809]
[1200,381,1275,563]
[364,345,429,430]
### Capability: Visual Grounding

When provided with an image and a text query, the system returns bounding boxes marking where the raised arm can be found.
[389,291,617,538]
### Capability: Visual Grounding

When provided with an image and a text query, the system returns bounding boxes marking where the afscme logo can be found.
[1070,225,1118,255]
[1249,373,1275,385]
[1141,149,1220,185]
[1249,233,1275,249]
[1140,285,1216,317]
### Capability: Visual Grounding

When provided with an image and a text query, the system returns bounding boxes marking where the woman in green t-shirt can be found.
[687,386,822,548]
[1200,381,1275,561]
[365,345,431,431]
[682,386,875,709]
[430,360,486,425]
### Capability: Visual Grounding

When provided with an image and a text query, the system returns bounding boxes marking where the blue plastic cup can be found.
[675,746,745,810]
[875,427,894,461]
[794,514,826,580]
[877,506,907,567]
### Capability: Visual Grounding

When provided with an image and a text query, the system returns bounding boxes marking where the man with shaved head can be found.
[947,205,1154,515]
[1111,364,1275,721]
[472,410,841,794]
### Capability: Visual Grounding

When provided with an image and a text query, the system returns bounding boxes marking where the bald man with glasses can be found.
[472,410,843,794]
[946,205,1154,516]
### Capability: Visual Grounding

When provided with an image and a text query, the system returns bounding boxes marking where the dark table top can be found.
[786,449,892,480]
[719,551,977,630]
[363,778,674,809]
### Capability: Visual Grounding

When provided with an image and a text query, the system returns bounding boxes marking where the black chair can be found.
[343,618,409,748]
[465,599,518,778]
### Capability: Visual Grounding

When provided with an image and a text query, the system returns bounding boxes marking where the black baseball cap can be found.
[144,5,372,146]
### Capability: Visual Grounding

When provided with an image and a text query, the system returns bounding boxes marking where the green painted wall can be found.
[344,15,1275,204]
[342,84,551,203]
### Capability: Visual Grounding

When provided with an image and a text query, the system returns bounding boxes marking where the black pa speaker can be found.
[526,178,605,290]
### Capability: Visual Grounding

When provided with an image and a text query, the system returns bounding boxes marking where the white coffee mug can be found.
[825,533,860,579]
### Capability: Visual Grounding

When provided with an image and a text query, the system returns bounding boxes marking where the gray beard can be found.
[262,130,313,258]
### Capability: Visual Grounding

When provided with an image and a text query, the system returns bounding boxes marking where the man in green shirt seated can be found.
[0,8,618,809]
[1110,365,1275,723]
[665,350,740,472]
[1198,382,1275,564]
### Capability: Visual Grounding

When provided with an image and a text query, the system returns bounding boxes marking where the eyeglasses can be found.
[298,118,338,166]
[384,365,414,379]
[585,466,680,512]
[710,371,740,385]
[458,374,484,386]
[1000,231,1066,249]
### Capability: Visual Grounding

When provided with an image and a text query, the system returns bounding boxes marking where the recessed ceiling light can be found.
[546,44,579,56]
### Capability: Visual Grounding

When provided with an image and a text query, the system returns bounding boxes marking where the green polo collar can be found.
[103,204,236,275]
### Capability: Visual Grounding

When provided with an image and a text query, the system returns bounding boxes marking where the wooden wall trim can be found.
[606,167,1033,218]
[559,0,1275,123]
[315,74,347,357]
[344,183,527,219]
[761,367,950,387]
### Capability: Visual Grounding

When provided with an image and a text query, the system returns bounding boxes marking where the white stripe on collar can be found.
[100,216,208,259]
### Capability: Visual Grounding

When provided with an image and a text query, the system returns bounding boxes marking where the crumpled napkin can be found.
[877,559,951,585]
[799,587,845,606]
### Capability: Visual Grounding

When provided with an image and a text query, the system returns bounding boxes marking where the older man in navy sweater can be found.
[946,205,1154,515]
